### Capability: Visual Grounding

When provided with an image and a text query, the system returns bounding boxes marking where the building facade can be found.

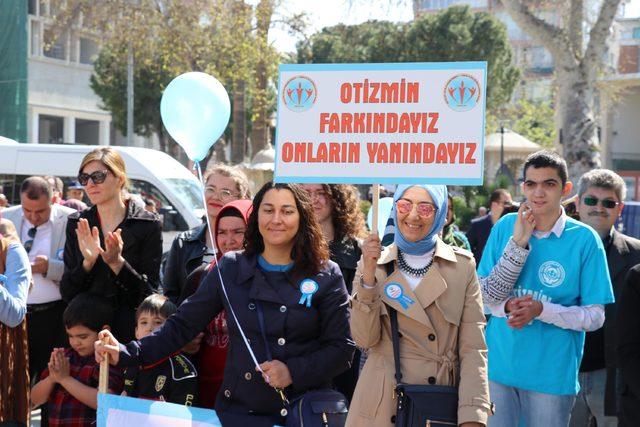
[0,0,152,148]
[413,0,555,102]
[599,17,640,201]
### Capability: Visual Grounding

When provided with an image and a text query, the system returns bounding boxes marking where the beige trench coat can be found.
[346,239,491,426]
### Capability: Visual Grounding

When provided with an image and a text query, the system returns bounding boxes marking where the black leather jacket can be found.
[61,201,162,342]
[162,223,208,304]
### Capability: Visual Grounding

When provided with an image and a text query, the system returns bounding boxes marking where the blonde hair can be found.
[204,164,251,199]
[78,147,129,193]
[0,218,20,244]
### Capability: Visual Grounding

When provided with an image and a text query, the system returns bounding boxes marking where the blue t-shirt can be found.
[478,213,614,395]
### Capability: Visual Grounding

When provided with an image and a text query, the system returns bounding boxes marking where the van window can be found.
[165,178,204,212]
[129,179,189,231]
[0,174,16,204]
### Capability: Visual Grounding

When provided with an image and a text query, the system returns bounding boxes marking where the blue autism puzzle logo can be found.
[282,75,317,112]
[538,261,566,288]
[443,74,481,112]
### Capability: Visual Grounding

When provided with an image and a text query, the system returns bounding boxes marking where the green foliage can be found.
[487,99,556,147]
[90,46,171,138]
[298,5,520,112]
[360,200,372,220]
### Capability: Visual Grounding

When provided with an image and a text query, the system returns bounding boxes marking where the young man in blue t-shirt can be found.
[478,150,614,427]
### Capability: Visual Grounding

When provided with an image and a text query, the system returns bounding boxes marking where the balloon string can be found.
[195,162,266,377]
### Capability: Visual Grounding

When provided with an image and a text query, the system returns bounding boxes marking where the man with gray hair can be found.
[571,169,640,427]
[1,177,75,383]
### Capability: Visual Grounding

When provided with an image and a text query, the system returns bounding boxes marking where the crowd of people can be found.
[0,147,639,427]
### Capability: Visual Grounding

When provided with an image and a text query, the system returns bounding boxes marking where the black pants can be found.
[26,301,67,381]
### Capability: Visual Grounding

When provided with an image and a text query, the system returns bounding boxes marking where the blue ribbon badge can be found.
[385,282,414,309]
[298,279,319,308]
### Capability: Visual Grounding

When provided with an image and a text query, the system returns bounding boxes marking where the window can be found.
[633,27,640,39]
[75,119,100,144]
[28,0,38,15]
[79,38,99,64]
[129,179,190,231]
[38,115,64,144]
[43,28,67,60]
[0,175,16,205]
[30,20,41,56]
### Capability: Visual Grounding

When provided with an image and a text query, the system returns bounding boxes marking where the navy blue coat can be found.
[118,251,355,418]
[466,214,493,264]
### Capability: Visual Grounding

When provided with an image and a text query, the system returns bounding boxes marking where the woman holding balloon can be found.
[95,182,354,426]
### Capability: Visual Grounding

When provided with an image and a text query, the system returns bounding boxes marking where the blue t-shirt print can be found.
[478,213,614,396]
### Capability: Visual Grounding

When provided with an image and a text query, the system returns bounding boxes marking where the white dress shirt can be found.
[21,216,61,304]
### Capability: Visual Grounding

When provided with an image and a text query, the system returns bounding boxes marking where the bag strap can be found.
[385,261,403,384]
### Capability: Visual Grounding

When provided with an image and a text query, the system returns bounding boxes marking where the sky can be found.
[268,0,640,53]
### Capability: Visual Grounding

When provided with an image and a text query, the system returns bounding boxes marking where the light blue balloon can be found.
[160,72,231,161]
[367,197,394,236]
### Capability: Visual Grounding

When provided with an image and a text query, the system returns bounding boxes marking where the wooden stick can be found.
[372,184,380,235]
[98,336,109,394]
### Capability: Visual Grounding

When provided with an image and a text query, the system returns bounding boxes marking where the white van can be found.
[0,139,205,252]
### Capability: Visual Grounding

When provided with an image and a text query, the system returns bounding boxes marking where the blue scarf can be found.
[391,185,448,255]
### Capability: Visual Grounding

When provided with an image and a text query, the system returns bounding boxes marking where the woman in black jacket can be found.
[300,183,365,402]
[162,164,250,304]
[60,147,162,343]
[96,182,354,426]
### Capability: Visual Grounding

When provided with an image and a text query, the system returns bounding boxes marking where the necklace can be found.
[397,250,434,277]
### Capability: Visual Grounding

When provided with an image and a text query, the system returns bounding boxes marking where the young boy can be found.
[30,293,124,426]
[122,294,198,406]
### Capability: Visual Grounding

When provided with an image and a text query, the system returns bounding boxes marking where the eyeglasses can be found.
[205,186,238,202]
[395,199,438,218]
[583,196,620,209]
[77,170,109,186]
[24,226,37,253]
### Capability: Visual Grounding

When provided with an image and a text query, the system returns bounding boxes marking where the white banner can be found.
[274,62,487,185]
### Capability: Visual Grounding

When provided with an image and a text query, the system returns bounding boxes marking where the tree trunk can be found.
[499,0,622,183]
[556,65,601,181]
[232,80,246,164]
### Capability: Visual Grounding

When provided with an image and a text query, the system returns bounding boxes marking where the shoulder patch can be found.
[170,354,197,381]
[451,246,473,259]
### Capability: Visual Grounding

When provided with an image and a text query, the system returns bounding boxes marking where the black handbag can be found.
[390,307,458,426]
[255,301,348,427]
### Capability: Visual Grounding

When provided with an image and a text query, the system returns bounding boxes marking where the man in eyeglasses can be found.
[570,169,640,427]
[1,177,75,384]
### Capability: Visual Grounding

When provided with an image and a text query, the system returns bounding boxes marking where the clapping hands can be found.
[76,219,124,273]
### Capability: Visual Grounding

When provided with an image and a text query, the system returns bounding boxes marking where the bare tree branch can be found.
[583,0,622,78]
[568,0,584,59]
[500,0,567,59]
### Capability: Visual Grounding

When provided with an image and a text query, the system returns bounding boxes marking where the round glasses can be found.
[205,186,238,202]
[395,199,437,218]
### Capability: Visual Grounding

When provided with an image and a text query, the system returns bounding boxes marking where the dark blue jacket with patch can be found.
[118,251,354,417]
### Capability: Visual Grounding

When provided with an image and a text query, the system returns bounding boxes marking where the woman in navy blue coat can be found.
[95,182,355,426]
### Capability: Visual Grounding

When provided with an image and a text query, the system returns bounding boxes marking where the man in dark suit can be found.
[617,264,640,426]
[570,169,640,427]
[466,188,512,263]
